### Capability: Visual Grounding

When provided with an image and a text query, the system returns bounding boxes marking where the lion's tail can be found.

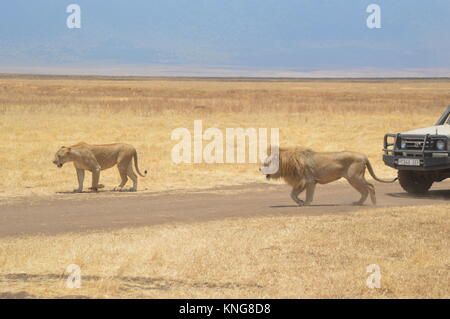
[133,151,148,177]
[365,158,397,183]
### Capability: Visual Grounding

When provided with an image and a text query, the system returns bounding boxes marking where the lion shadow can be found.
[55,189,138,195]
[270,203,349,208]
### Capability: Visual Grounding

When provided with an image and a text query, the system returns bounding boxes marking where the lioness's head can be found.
[52,146,72,168]
[259,153,280,180]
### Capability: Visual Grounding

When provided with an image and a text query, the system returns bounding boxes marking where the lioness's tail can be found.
[133,151,148,177]
[365,158,397,183]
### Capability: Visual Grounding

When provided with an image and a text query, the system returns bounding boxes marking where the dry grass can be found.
[1,76,448,299]
[0,76,449,198]
[0,204,448,298]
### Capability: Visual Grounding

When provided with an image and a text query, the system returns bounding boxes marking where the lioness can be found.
[53,142,147,192]
[260,147,397,206]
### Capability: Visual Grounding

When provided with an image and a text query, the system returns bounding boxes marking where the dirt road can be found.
[1,182,449,238]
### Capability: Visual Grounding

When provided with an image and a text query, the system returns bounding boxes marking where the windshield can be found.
[444,113,450,125]
[435,107,450,126]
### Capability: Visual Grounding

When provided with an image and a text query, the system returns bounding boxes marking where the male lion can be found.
[260,147,397,206]
[53,142,147,192]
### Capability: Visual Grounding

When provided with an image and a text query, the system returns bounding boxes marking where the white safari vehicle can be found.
[383,106,450,194]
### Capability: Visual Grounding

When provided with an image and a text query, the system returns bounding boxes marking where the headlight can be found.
[436,140,446,151]
[400,139,407,149]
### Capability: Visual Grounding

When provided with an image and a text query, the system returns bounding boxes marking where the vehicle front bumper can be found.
[383,133,450,171]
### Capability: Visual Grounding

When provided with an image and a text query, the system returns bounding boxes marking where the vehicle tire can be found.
[398,171,433,194]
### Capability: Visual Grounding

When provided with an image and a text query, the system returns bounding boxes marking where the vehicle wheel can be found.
[398,171,433,194]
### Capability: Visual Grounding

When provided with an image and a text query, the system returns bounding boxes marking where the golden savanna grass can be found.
[1,75,449,198]
[0,205,448,298]
[0,75,449,299]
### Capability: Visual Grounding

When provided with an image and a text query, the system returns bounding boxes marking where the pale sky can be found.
[0,1,449,76]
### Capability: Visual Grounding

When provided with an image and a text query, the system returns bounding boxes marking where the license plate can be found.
[398,158,421,166]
